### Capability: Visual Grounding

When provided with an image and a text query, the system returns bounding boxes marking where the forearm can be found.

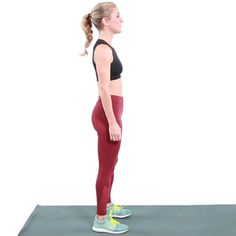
[99,90,116,125]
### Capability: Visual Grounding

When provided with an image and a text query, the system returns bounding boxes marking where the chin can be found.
[115,29,122,34]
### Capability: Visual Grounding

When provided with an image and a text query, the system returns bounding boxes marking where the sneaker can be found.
[92,213,129,234]
[107,203,132,218]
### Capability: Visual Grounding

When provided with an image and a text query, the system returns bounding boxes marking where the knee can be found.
[98,166,114,178]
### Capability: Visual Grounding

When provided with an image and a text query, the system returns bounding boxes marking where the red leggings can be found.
[92,95,123,215]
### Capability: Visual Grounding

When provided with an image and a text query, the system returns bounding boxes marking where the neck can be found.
[98,31,114,46]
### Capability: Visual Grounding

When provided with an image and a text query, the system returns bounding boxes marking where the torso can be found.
[93,39,123,97]
[97,78,123,97]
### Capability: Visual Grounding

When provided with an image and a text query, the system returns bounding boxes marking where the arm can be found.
[94,44,116,125]
[94,44,121,141]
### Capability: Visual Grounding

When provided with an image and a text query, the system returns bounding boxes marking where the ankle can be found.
[96,214,107,221]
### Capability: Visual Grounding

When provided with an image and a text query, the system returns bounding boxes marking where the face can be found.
[106,7,123,33]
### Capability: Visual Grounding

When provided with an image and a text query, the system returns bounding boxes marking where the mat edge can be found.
[18,204,40,236]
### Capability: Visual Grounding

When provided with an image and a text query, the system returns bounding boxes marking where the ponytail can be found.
[80,13,93,56]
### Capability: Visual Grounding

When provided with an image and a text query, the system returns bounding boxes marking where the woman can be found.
[81,1,132,234]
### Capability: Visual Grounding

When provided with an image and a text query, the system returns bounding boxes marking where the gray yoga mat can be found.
[18,205,236,236]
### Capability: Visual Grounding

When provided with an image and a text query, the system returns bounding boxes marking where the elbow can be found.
[99,85,110,95]
[99,89,110,97]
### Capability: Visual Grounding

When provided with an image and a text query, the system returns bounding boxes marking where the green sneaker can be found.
[92,213,129,234]
[107,203,132,218]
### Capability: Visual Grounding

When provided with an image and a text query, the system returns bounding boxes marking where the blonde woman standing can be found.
[81,1,132,234]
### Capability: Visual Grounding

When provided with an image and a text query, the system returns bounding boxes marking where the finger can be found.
[112,134,118,142]
[116,134,120,141]
[112,135,117,142]
[118,132,122,140]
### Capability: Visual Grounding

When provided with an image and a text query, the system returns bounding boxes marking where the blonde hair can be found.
[80,2,116,56]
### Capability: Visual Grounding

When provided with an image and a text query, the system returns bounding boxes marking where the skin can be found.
[93,7,123,220]
[94,8,123,143]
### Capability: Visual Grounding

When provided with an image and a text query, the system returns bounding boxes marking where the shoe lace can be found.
[110,217,120,226]
[108,210,120,225]
[113,204,123,210]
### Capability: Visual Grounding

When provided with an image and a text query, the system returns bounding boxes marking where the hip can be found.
[92,95,124,126]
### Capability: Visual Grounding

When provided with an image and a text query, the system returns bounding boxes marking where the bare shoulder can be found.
[94,44,113,64]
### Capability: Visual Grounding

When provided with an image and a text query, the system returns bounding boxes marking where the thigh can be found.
[97,131,121,170]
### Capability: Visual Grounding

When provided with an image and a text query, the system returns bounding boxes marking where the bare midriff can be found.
[97,78,123,97]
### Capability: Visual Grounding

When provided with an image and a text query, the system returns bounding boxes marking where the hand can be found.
[109,122,122,141]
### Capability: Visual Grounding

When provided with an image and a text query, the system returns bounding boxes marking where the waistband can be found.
[98,95,123,104]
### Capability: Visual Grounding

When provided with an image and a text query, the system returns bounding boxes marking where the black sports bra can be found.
[92,39,123,81]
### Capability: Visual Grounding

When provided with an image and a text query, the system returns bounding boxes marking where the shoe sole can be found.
[92,226,128,234]
[111,213,132,219]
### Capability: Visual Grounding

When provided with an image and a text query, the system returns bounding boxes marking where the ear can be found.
[101,17,109,27]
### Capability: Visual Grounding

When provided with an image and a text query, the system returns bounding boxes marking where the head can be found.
[80,2,123,56]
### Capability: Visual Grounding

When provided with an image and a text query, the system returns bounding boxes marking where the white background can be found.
[0,0,236,235]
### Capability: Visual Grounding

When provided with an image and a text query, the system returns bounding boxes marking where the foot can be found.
[92,214,129,234]
[107,203,132,219]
